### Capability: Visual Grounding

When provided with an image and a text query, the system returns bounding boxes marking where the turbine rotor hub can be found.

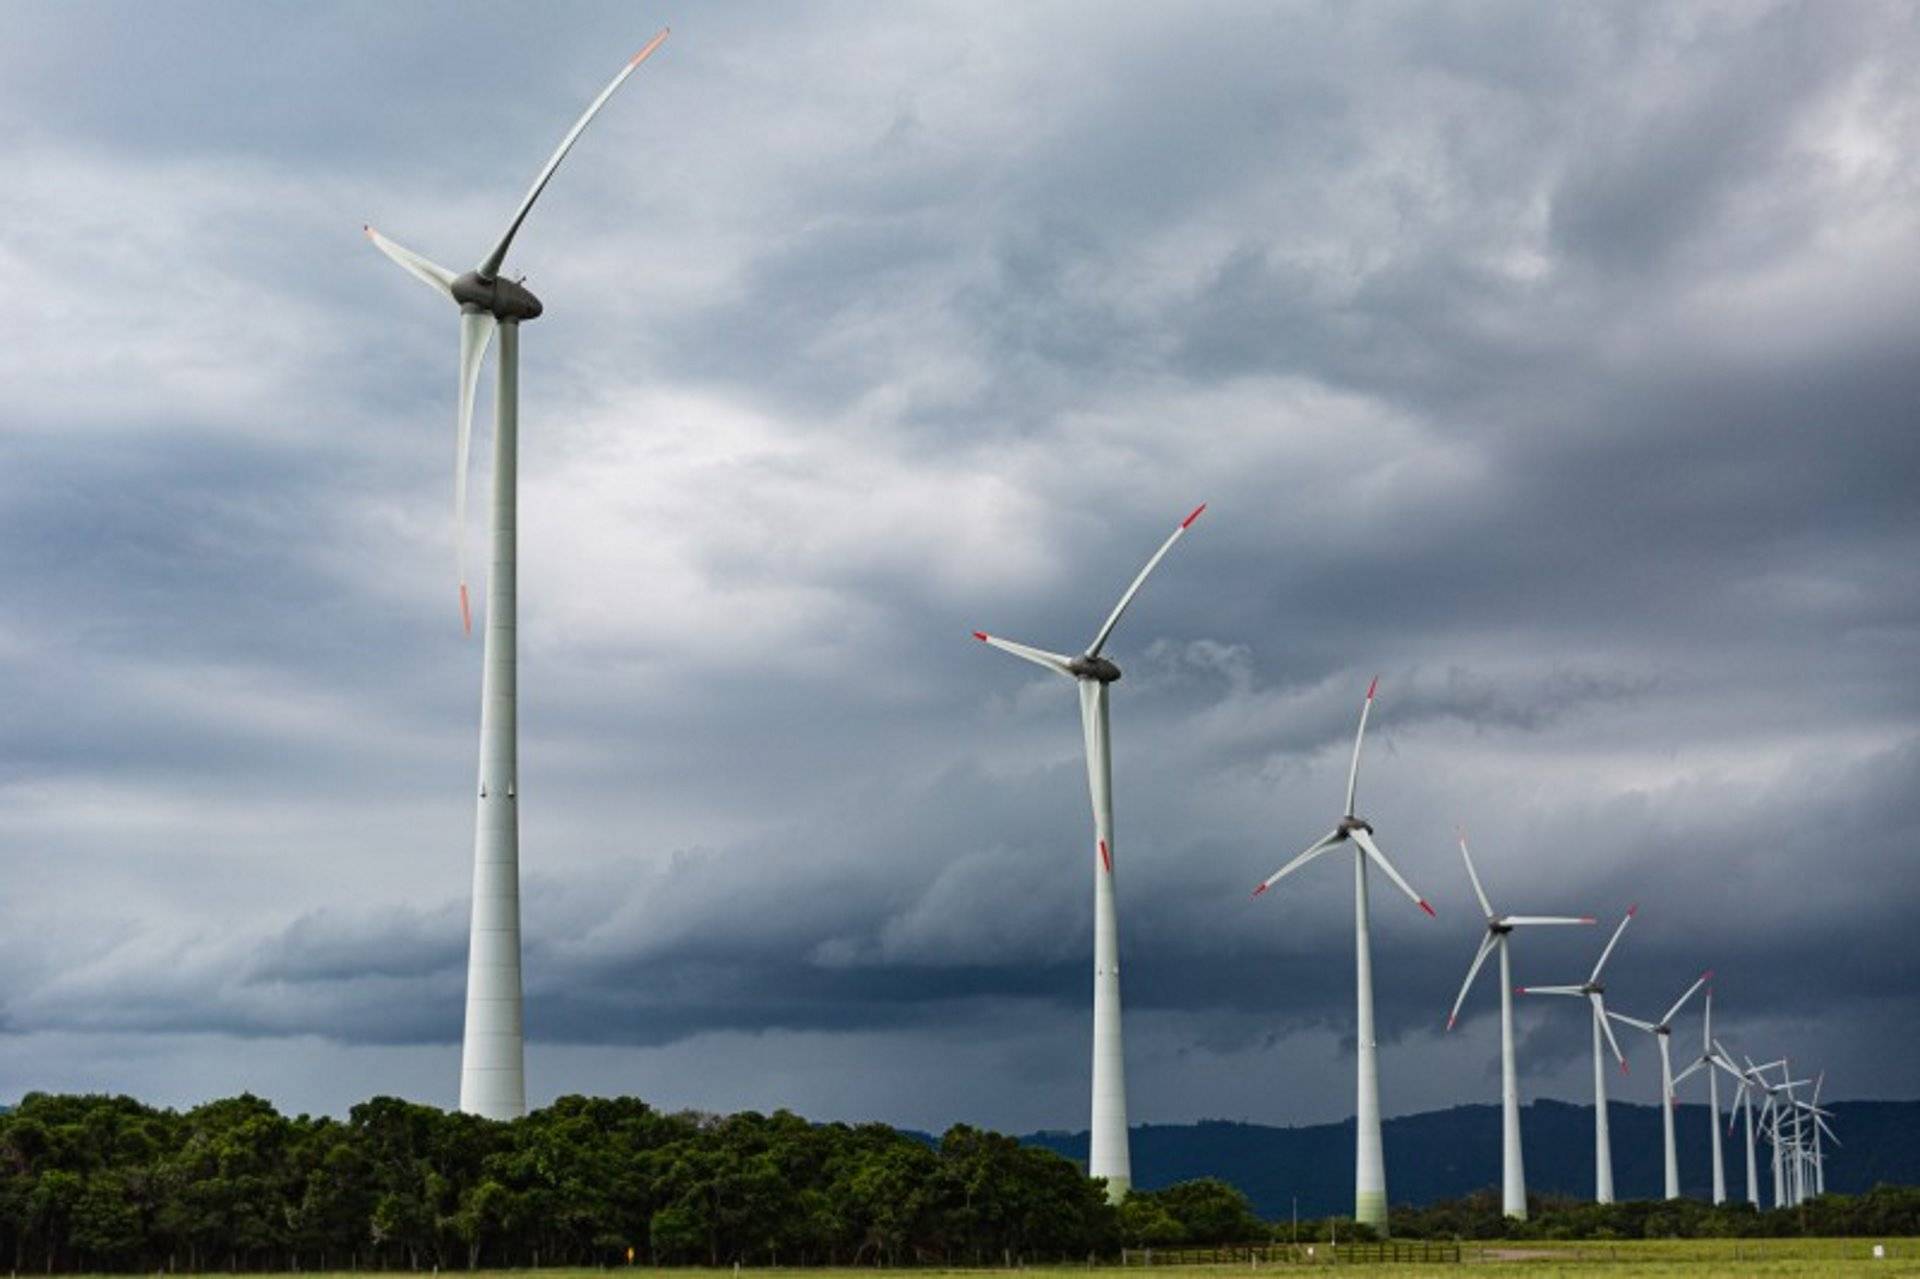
[452,271,544,322]
[1337,815,1374,835]
[1490,919,1514,935]
[1068,654,1123,683]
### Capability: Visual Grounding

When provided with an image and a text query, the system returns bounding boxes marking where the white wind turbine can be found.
[1671,987,1729,1203]
[1803,1072,1839,1197]
[1747,1057,1804,1207]
[974,503,1205,1199]
[1716,1052,1763,1206]
[1608,969,1712,1200]
[1252,678,1435,1233]
[1518,906,1635,1203]
[365,31,670,1120]
[1443,830,1594,1220]
[1704,1041,1770,1207]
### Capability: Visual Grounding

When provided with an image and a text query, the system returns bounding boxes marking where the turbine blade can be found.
[1080,681,1113,876]
[1252,828,1344,897]
[1662,970,1712,1027]
[1593,995,1629,1071]
[365,225,456,297]
[1703,987,1713,1055]
[1085,504,1205,658]
[477,29,670,280]
[454,309,498,633]
[1607,1009,1659,1034]
[1457,827,1494,918]
[1589,905,1637,983]
[973,632,1074,678]
[1352,827,1434,916]
[1505,915,1598,926]
[1446,931,1498,1030]
[1674,1058,1706,1086]
[1516,985,1585,996]
[1344,677,1378,816]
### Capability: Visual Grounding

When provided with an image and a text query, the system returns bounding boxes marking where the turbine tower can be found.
[974,503,1205,1199]
[1443,830,1594,1220]
[364,31,670,1120]
[1607,969,1711,1200]
[1519,906,1634,1202]
[1252,679,1435,1234]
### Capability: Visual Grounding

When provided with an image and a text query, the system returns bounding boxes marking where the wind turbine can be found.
[973,503,1205,1199]
[1671,987,1728,1203]
[1518,906,1635,1203]
[1608,969,1712,1200]
[1443,830,1593,1220]
[364,31,671,1120]
[1252,678,1435,1234]
[1803,1072,1839,1197]
[1717,1052,1762,1206]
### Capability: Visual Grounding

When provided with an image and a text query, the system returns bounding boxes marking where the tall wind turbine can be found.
[1672,989,1729,1203]
[1444,830,1593,1220]
[1519,906,1635,1203]
[1716,1051,1762,1206]
[364,31,670,1120]
[1252,679,1435,1233]
[1608,969,1711,1200]
[973,503,1205,1199]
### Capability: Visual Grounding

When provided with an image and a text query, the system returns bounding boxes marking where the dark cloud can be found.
[2,0,1917,1133]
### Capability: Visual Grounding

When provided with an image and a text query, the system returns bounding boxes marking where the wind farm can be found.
[4,4,1919,1277]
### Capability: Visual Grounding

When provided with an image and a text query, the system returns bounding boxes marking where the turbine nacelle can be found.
[1337,814,1375,836]
[452,271,544,322]
[1068,653,1123,684]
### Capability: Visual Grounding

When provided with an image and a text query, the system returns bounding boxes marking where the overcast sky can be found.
[3,1,1917,1139]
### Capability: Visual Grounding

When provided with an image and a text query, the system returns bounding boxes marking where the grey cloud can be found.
[2,0,1917,1130]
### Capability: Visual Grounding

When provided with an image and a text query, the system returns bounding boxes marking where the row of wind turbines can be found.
[364,34,1837,1237]
[977,506,1839,1229]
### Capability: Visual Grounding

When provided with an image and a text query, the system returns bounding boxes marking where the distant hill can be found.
[1021,1099,1920,1218]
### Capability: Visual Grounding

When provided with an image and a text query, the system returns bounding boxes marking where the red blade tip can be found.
[1515,986,1528,994]
[1702,969,1715,981]
[972,630,989,642]
[1445,1015,1456,1032]
[1419,899,1436,918]
[1581,917,1597,924]
[1251,882,1269,898]
[460,583,472,635]
[1622,1062,1631,1076]
[630,29,671,65]
[1366,675,1379,699]
[1181,502,1207,529]
[1627,902,1639,917]
[1098,839,1112,874]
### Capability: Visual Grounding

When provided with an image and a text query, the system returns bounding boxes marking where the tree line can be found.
[1,1091,1912,1273]
[1386,1186,1920,1241]
[0,1092,1258,1273]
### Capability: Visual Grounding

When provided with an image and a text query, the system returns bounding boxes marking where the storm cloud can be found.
[2,1,1917,1136]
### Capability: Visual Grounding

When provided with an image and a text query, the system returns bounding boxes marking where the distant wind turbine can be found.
[1608,969,1712,1200]
[364,30,671,1120]
[1672,988,1730,1203]
[1518,906,1635,1203]
[1444,830,1594,1220]
[974,503,1205,1199]
[1252,678,1435,1234]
